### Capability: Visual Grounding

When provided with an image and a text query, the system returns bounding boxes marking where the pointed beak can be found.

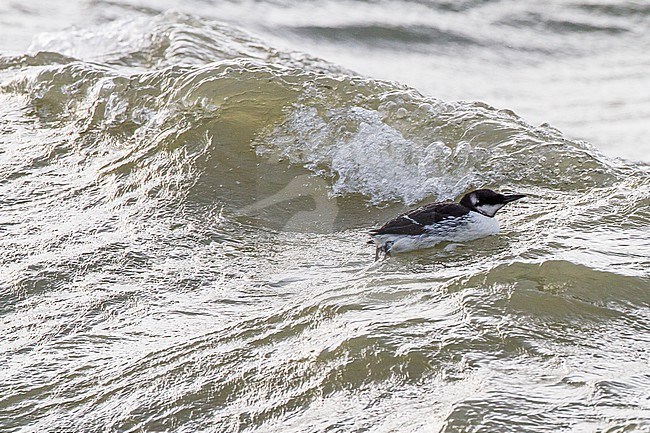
[502,194,526,203]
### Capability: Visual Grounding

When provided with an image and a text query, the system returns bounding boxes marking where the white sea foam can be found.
[259,104,480,205]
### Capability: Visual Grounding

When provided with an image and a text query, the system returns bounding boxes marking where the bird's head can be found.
[460,189,526,217]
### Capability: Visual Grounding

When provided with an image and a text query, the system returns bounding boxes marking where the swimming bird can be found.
[369,189,525,260]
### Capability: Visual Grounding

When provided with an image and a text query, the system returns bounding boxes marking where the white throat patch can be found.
[475,203,504,217]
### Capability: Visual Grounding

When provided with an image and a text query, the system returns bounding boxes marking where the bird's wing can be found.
[369,202,470,236]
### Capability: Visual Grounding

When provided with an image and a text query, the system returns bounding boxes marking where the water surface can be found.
[1,3,649,432]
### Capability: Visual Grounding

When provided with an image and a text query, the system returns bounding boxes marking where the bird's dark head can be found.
[459,189,526,217]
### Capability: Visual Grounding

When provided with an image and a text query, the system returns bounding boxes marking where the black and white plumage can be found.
[369,189,525,259]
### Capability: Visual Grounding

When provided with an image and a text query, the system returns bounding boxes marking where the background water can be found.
[1,1,649,432]
[2,0,650,162]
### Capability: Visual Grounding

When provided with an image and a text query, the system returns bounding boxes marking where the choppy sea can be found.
[1,1,649,432]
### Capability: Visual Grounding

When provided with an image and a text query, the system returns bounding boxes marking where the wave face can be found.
[1,11,649,433]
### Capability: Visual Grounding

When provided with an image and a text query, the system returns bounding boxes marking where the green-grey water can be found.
[1,3,649,432]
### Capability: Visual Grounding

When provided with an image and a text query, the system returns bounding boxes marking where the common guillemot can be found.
[369,189,525,260]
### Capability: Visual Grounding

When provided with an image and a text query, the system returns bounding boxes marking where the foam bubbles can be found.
[259,104,480,205]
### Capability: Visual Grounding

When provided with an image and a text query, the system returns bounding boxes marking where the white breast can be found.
[447,211,500,241]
